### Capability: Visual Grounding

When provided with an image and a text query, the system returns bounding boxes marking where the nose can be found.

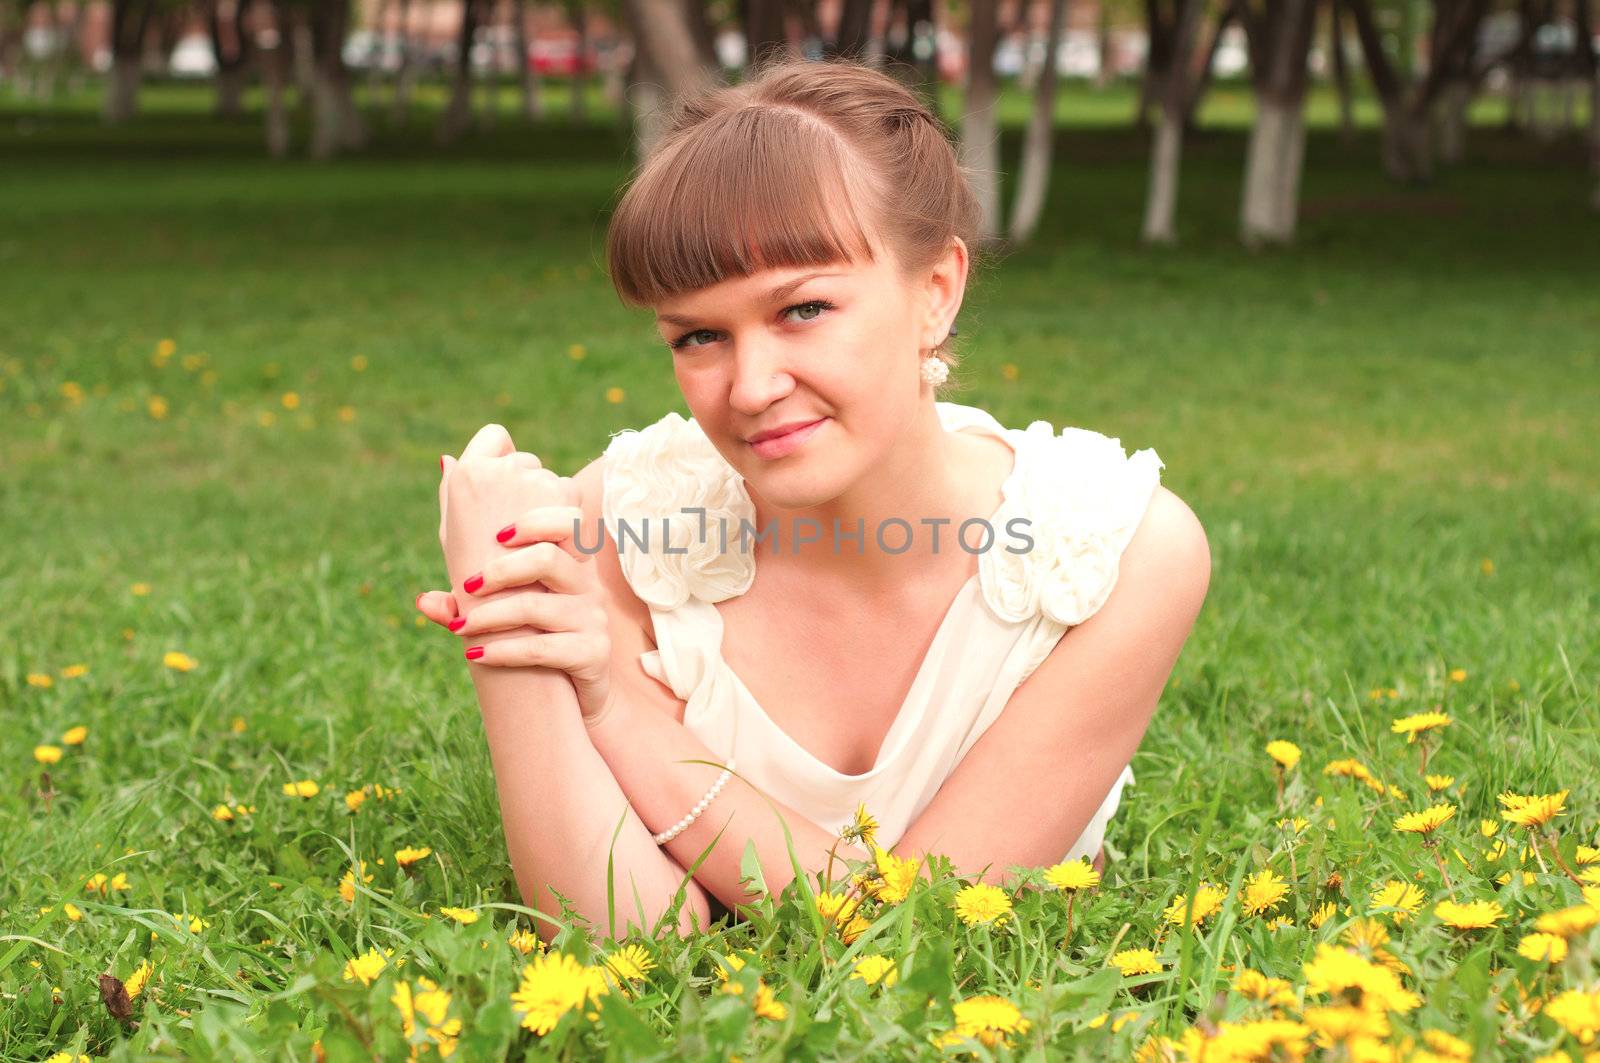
[726,339,795,417]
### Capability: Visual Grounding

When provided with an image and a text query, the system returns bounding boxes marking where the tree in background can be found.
[206,0,253,116]
[1141,0,1205,242]
[1237,0,1318,245]
[105,0,155,121]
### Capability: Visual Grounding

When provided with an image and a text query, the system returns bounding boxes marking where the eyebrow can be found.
[655,271,846,328]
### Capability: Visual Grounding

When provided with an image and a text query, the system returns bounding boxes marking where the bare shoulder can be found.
[1105,484,1212,626]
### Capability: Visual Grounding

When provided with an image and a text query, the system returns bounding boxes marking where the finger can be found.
[461,423,514,460]
[469,541,589,596]
[416,590,459,627]
[496,505,592,560]
[451,590,587,638]
[464,631,599,670]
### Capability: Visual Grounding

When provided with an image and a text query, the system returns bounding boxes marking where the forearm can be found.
[466,660,712,942]
[585,694,874,913]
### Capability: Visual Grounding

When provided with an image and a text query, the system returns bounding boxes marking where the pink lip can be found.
[748,417,827,459]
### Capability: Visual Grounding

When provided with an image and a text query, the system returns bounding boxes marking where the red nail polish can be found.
[465,646,485,660]
[463,574,484,594]
[415,591,424,608]
[448,618,466,632]
[496,524,516,543]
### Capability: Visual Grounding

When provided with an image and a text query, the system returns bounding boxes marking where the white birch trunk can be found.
[103,56,140,123]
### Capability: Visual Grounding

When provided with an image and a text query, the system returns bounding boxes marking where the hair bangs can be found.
[606,105,883,308]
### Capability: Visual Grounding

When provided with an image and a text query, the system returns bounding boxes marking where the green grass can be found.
[2,80,1598,1059]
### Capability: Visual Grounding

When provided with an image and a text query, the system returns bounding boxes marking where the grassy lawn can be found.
[2,80,1598,1059]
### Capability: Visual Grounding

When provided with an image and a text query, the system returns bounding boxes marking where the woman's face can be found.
[652,237,965,510]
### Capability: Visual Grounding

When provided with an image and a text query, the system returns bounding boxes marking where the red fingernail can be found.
[440,455,445,472]
[463,574,484,594]
[465,646,484,660]
[415,591,424,608]
[448,618,466,632]
[496,524,516,543]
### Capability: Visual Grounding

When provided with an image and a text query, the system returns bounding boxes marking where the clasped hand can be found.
[415,422,615,725]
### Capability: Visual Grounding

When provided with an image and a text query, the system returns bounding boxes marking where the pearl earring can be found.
[920,354,949,387]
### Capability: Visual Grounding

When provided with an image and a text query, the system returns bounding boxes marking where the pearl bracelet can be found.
[651,759,736,845]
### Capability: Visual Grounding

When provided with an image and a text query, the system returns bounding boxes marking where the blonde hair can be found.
[604,56,985,376]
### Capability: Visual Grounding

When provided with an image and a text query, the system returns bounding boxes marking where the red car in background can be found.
[529,35,599,77]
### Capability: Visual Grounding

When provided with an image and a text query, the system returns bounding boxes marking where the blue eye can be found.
[668,300,837,350]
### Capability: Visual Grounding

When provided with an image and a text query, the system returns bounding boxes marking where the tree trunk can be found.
[1578,0,1600,197]
[1183,0,1236,130]
[620,0,720,158]
[1433,78,1472,162]
[572,1,592,121]
[511,0,540,121]
[1136,0,1173,130]
[744,0,788,68]
[1142,0,1204,243]
[103,0,152,124]
[1009,0,1070,246]
[962,0,1003,243]
[440,0,481,142]
[1329,0,1355,144]
[1238,0,1316,246]
[209,0,253,119]
[830,0,874,57]
[391,0,416,126]
[263,0,292,157]
[309,0,367,159]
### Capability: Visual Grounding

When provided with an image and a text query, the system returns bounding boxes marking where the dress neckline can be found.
[706,412,1025,782]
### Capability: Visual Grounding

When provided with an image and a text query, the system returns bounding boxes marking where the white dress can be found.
[600,400,1164,867]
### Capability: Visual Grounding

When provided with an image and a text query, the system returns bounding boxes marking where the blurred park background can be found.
[4,0,1600,1058]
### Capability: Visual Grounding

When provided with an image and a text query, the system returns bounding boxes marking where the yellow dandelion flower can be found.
[1390,711,1451,743]
[61,725,88,744]
[230,716,247,733]
[752,981,787,1021]
[1544,989,1600,1044]
[1534,904,1600,938]
[1369,880,1426,923]
[1342,917,1391,950]
[63,902,83,921]
[27,672,54,688]
[1425,774,1454,792]
[395,846,432,868]
[1302,943,1420,1012]
[510,951,609,1035]
[337,405,356,422]
[350,354,368,371]
[935,994,1031,1049]
[508,928,542,954]
[147,395,168,419]
[1309,901,1336,929]
[1205,1019,1313,1059]
[1433,899,1503,929]
[867,845,922,904]
[1000,363,1020,381]
[155,338,177,360]
[1234,968,1296,1006]
[438,906,479,925]
[130,582,151,596]
[342,947,387,986]
[952,883,1013,927]
[33,745,63,765]
[850,954,898,987]
[843,802,878,847]
[339,861,373,903]
[257,410,276,427]
[604,386,625,404]
[567,344,586,360]
[1498,789,1568,829]
[125,959,152,998]
[281,779,320,798]
[281,392,300,409]
[1394,803,1457,836]
[344,788,367,812]
[163,650,198,671]
[1278,816,1310,833]
[1265,740,1302,770]
[1517,932,1568,963]
[1448,668,1467,682]
[1044,858,1101,891]
[603,944,656,983]
[1163,882,1227,928]
[1112,948,1163,976]
[1241,869,1290,917]
[1576,845,1598,866]
[211,804,234,822]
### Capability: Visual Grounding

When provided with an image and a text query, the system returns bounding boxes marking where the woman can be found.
[415,57,1211,943]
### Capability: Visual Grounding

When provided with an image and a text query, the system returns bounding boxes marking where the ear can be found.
[919,237,969,351]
